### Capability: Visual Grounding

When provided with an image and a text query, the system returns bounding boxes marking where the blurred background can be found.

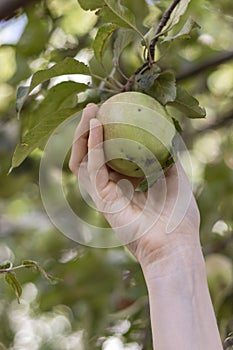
[0,0,233,349]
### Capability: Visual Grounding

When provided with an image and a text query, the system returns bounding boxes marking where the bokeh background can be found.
[0,0,233,349]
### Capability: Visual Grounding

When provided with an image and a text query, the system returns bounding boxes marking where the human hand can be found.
[69,103,201,271]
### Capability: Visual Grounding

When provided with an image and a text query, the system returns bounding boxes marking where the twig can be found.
[0,263,34,274]
[148,0,182,61]
[98,87,120,93]
[123,0,182,91]
[91,73,120,91]
[176,50,233,81]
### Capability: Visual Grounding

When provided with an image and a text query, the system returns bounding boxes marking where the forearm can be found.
[141,245,223,350]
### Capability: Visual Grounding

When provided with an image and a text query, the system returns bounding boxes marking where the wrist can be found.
[141,245,223,350]
[140,241,205,285]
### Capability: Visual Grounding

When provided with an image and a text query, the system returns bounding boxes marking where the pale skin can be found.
[69,103,223,350]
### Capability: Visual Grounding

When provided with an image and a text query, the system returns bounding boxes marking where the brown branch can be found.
[176,50,233,81]
[148,0,182,62]
[0,0,37,20]
[123,0,182,91]
[183,109,233,146]
[194,109,233,136]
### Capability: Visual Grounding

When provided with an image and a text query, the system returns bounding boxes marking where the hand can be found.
[69,103,201,270]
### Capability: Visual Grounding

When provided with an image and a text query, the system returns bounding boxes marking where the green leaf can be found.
[172,117,183,132]
[5,273,22,303]
[77,0,104,11]
[16,58,90,114]
[162,0,192,34]
[162,17,200,43]
[22,260,61,284]
[11,107,81,169]
[97,0,145,42]
[16,86,30,115]
[28,81,88,129]
[113,28,137,66]
[136,71,176,105]
[0,261,12,270]
[135,72,159,90]
[168,85,206,119]
[151,72,176,105]
[93,24,118,64]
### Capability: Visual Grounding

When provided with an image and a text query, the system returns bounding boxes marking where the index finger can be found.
[69,103,99,175]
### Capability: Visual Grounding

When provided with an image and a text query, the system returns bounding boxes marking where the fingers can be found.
[87,118,110,193]
[69,103,99,175]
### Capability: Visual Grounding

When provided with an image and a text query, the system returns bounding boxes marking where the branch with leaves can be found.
[0,260,60,303]
[11,0,205,171]
[148,0,182,62]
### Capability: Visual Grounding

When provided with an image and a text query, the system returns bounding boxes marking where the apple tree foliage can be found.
[0,0,233,348]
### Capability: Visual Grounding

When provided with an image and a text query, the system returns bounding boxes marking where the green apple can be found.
[97,92,176,183]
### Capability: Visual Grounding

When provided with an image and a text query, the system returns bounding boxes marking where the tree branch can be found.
[0,0,37,20]
[124,0,182,91]
[176,50,233,81]
[183,109,233,147]
[148,0,182,62]
[194,109,233,136]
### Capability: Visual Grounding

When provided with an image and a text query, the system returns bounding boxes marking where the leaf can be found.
[16,86,30,115]
[97,0,145,42]
[136,71,176,105]
[168,85,206,119]
[16,58,90,114]
[22,260,61,284]
[113,28,137,66]
[162,0,192,34]
[135,72,159,90]
[77,0,104,11]
[0,261,12,270]
[11,107,80,169]
[149,72,176,105]
[28,81,88,129]
[5,273,22,303]
[172,117,183,132]
[93,24,118,64]
[162,17,200,43]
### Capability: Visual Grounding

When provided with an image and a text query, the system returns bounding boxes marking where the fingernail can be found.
[86,103,96,108]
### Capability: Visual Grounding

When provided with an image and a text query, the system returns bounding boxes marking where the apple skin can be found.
[96,92,176,179]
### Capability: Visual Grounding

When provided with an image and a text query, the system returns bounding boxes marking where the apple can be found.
[97,92,176,185]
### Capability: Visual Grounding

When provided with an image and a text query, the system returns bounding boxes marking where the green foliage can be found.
[168,85,206,118]
[16,58,90,113]
[113,28,137,66]
[78,0,104,11]
[161,16,200,43]
[162,0,192,34]
[93,24,118,64]
[4,273,22,304]
[135,70,177,105]
[0,0,233,348]
[0,259,60,303]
